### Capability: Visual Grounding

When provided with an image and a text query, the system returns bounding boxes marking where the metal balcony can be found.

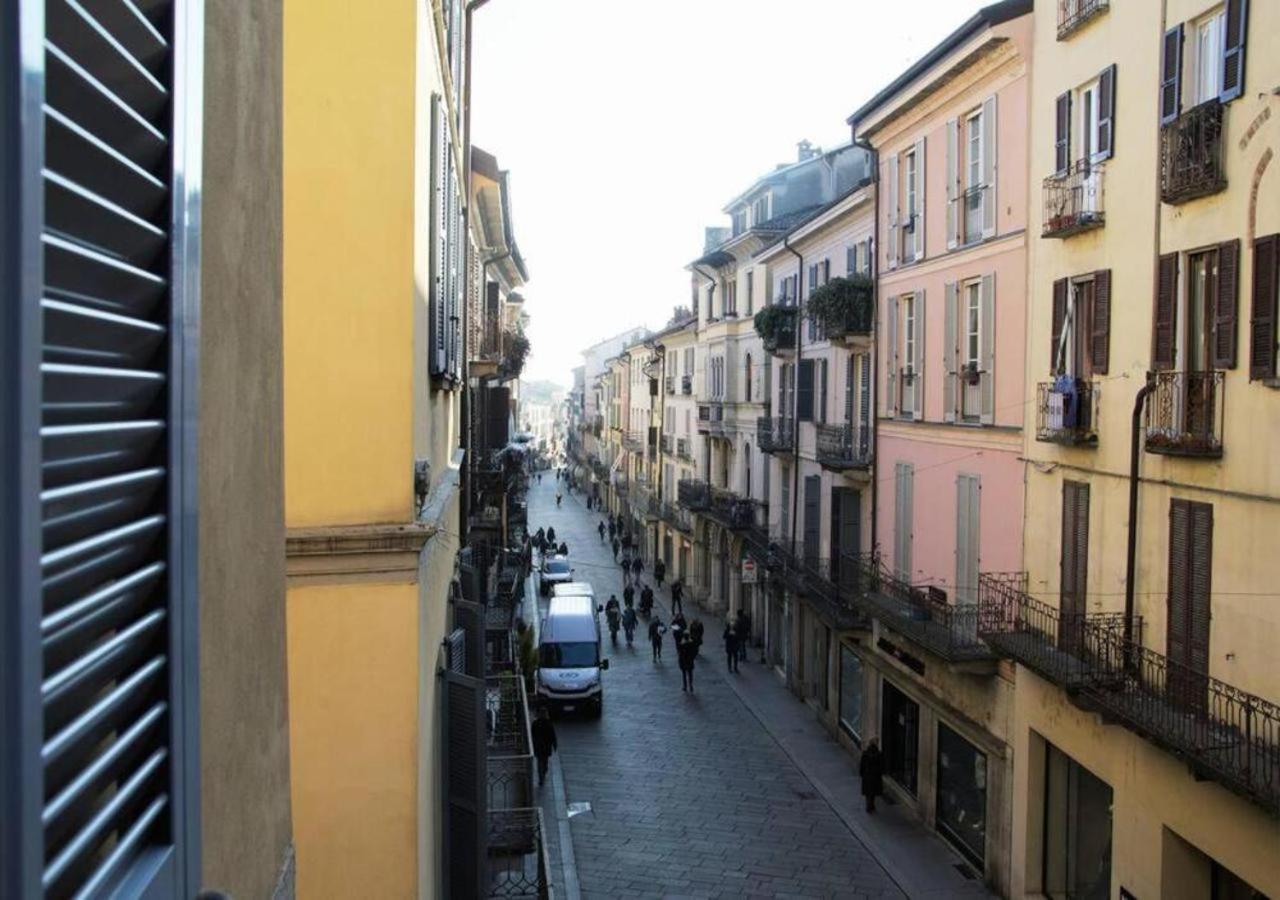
[660,501,693,533]
[697,402,724,434]
[815,423,872,471]
[1036,379,1099,446]
[768,549,872,631]
[677,478,710,511]
[708,487,756,531]
[1057,0,1108,39]
[979,573,1280,815]
[1161,99,1227,205]
[487,807,550,899]
[622,431,645,453]
[1144,370,1224,458]
[675,437,691,461]
[1042,159,1106,238]
[486,673,534,811]
[757,416,795,454]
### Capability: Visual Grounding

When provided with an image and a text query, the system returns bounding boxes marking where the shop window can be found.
[881,681,920,795]
[839,645,863,741]
[936,724,987,868]
[1043,741,1113,900]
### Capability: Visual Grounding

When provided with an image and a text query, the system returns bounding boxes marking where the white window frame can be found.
[1191,6,1226,106]
[901,294,917,415]
[904,149,919,259]
[962,280,982,420]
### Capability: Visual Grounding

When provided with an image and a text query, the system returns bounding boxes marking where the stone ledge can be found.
[286,521,438,587]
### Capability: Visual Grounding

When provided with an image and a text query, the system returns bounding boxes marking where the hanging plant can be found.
[502,329,530,379]
[753,305,797,349]
[805,275,875,336]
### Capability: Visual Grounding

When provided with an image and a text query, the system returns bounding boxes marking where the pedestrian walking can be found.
[669,579,684,616]
[622,605,637,646]
[623,583,635,609]
[531,706,558,788]
[735,608,751,663]
[546,526,556,546]
[678,635,697,693]
[555,491,562,508]
[598,521,606,542]
[859,740,885,813]
[689,617,704,656]
[649,616,667,661]
[607,520,616,541]
[558,541,568,556]
[654,557,666,588]
[631,556,643,580]
[640,584,654,616]
[723,623,739,673]
[611,538,620,560]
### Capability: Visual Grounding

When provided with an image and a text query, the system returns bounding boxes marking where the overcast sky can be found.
[471,0,989,388]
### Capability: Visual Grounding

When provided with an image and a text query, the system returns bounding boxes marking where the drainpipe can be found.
[854,140,879,560]
[1125,373,1157,656]
[692,265,719,486]
[783,236,803,562]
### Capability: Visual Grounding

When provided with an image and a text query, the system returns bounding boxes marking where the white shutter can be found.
[980,273,996,424]
[945,118,959,250]
[895,463,914,580]
[913,290,926,421]
[955,474,981,606]
[913,136,926,262]
[430,94,450,377]
[943,281,958,423]
[886,153,899,270]
[981,94,997,239]
[886,296,899,416]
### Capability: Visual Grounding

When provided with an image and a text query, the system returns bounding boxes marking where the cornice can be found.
[286,521,438,588]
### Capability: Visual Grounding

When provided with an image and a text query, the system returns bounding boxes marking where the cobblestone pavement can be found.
[528,475,904,900]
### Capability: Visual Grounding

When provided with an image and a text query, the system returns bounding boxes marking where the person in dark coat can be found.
[653,558,666,587]
[735,609,751,663]
[723,623,740,673]
[648,616,667,661]
[623,583,635,608]
[598,521,606,542]
[531,706,558,788]
[558,541,568,556]
[677,635,698,692]
[639,583,654,614]
[611,537,620,560]
[546,526,556,546]
[607,520,616,541]
[688,618,704,656]
[669,579,684,616]
[859,739,885,813]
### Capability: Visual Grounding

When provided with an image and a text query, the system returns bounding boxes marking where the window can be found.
[936,724,987,868]
[746,269,755,313]
[732,208,748,236]
[904,148,919,260]
[752,193,771,225]
[780,462,791,539]
[839,646,863,741]
[1042,741,1113,900]
[724,279,738,316]
[1192,7,1226,106]
[744,354,753,402]
[964,111,983,243]
[1250,234,1279,380]
[1154,244,1239,376]
[959,281,982,419]
[902,295,917,416]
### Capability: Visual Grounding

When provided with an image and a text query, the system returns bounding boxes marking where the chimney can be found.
[796,139,821,162]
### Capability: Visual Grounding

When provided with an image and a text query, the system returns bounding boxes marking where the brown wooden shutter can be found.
[1166,499,1191,683]
[1059,481,1090,651]
[1250,234,1278,380]
[1054,92,1072,173]
[797,359,815,421]
[1098,64,1116,160]
[1167,499,1213,711]
[1220,0,1248,103]
[1188,501,1213,681]
[1154,253,1178,371]
[1051,277,1068,374]
[1091,270,1112,374]
[1213,239,1240,369]
[1160,25,1184,125]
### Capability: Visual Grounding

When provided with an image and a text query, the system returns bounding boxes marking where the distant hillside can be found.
[519,379,564,406]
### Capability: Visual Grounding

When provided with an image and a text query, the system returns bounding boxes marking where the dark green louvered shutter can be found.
[442,667,487,898]
[2,1,203,897]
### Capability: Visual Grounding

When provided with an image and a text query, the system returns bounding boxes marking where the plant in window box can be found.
[753,305,796,350]
[806,275,875,338]
[501,329,530,379]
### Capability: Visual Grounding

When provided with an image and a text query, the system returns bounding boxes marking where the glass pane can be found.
[936,724,987,866]
[840,646,862,738]
[1043,742,1113,900]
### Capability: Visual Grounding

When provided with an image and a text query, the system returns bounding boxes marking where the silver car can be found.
[539,555,573,597]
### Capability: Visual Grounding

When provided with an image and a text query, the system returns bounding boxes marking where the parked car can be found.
[540,554,573,596]
[537,592,607,716]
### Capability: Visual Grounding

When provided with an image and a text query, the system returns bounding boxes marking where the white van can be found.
[537,593,608,717]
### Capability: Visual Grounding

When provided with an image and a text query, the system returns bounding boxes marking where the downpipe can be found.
[1125,372,1156,669]
[783,237,803,563]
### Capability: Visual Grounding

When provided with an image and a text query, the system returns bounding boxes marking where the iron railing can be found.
[708,487,756,530]
[815,422,873,470]
[1036,379,1099,446]
[757,416,795,454]
[1057,0,1108,39]
[677,478,710,511]
[1144,370,1224,458]
[488,807,551,899]
[486,673,534,811]
[767,549,873,631]
[1042,158,1106,238]
[676,437,691,461]
[1161,99,1227,205]
[681,374,692,395]
[697,402,724,433]
[660,501,693,533]
[623,431,645,453]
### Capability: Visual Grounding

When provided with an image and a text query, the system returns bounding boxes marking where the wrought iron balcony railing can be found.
[681,374,692,395]
[664,375,675,395]
[1036,379,1099,446]
[1161,99,1227,205]
[978,573,1279,814]
[675,437,691,461]
[622,431,645,453]
[765,550,872,631]
[488,807,550,899]
[486,673,534,811]
[757,416,795,454]
[660,501,693,533]
[1144,370,1224,458]
[855,554,995,663]
[1042,158,1105,238]
[697,402,724,433]
[677,478,710,511]
[815,422,872,471]
[708,487,757,531]
[1057,0,1108,39]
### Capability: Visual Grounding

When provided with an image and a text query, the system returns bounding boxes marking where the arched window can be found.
[744,353,754,402]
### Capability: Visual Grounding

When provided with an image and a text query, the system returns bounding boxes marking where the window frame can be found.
[902,294,917,415]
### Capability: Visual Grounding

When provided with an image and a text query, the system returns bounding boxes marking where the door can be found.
[803,475,822,568]
[1167,499,1212,712]
[882,681,920,795]
[1184,250,1219,439]
[894,463,915,580]
[955,475,980,625]
[830,487,862,588]
[1060,481,1090,653]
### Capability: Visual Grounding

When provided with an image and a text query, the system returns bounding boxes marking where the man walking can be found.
[723,622,739,673]
[607,520,616,542]
[649,616,667,661]
[678,635,697,693]
[653,557,666,588]
[669,579,684,616]
[631,556,643,581]
[859,739,885,813]
[531,706,558,788]
[735,608,751,664]
[611,537,620,561]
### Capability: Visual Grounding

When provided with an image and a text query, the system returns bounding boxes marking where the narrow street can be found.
[528,476,923,900]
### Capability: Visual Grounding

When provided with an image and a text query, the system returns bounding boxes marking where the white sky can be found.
[471,0,990,388]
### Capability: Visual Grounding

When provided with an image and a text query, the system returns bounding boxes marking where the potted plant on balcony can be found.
[753,306,795,351]
[500,329,530,380]
[806,275,874,338]
[961,361,981,385]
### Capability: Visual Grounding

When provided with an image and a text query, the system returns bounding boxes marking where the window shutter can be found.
[945,117,959,250]
[1154,253,1178,370]
[1091,269,1112,374]
[8,2,203,896]
[1059,481,1090,649]
[431,94,450,377]
[797,359,815,421]
[1097,65,1116,161]
[1167,499,1191,684]
[981,94,997,238]
[913,291,927,421]
[1054,92,1072,174]
[980,274,996,424]
[943,282,958,423]
[845,354,855,423]
[1213,240,1240,369]
[1220,0,1248,103]
[1052,278,1069,374]
[887,153,900,270]
[1160,25,1184,126]
[859,355,872,457]
[823,259,831,283]
[1250,234,1278,380]
[865,238,874,276]
[442,667,488,899]
[1188,501,1213,682]
[819,359,829,423]
[886,296,899,415]
[846,245,857,276]
[913,137,926,262]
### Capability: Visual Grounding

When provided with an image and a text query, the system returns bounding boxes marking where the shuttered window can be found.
[1250,233,1279,380]
[1054,92,1072,173]
[1091,269,1112,374]
[1167,499,1212,712]
[1220,0,1248,103]
[1154,253,1178,370]
[1059,481,1090,652]
[1160,25,1184,125]
[796,359,815,422]
[2,1,203,897]
[1213,239,1239,369]
[894,463,914,581]
[1097,65,1116,160]
[1051,278,1069,374]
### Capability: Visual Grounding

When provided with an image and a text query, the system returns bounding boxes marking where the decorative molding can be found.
[286,521,438,587]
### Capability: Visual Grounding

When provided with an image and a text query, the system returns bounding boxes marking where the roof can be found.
[846,0,1032,128]
[755,180,873,259]
[720,141,853,213]
[690,204,828,268]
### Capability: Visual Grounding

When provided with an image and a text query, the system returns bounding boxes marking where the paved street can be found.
[528,475,904,899]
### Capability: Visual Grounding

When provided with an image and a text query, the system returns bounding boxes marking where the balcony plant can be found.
[805,275,874,337]
[501,329,530,379]
[753,305,796,350]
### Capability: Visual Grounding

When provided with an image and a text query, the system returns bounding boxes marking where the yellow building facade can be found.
[282,0,468,895]
[1012,0,1280,895]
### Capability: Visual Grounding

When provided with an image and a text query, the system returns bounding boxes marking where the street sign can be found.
[741,558,758,584]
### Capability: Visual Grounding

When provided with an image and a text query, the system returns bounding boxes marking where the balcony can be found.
[660,501,693,533]
[665,375,675,395]
[856,554,996,665]
[681,374,692,395]
[675,437,691,461]
[1161,99,1227,205]
[1144,370,1224,458]
[659,433,672,454]
[635,485,661,521]
[1042,159,1106,238]
[755,305,798,354]
[677,478,710,511]
[708,487,757,531]
[486,673,535,810]
[769,549,871,631]
[815,422,872,472]
[757,416,794,455]
[488,807,550,899]
[1057,0,1108,40]
[806,276,873,345]
[979,574,1280,815]
[622,430,645,454]
[697,402,724,434]
[1036,379,1099,446]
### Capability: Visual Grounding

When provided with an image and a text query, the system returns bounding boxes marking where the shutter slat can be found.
[42,420,165,488]
[45,169,166,261]
[1091,270,1111,374]
[44,43,167,162]
[42,466,164,548]
[42,561,164,636]
[70,794,169,900]
[42,608,165,706]
[42,362,165,427]
[43,233,166,315]
[48,0,169,115]
[1154,253,1178,370]
[1214,239,1239,368]
[43,298,165,367]
[42,655,165,766]
[45,106,166,214]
